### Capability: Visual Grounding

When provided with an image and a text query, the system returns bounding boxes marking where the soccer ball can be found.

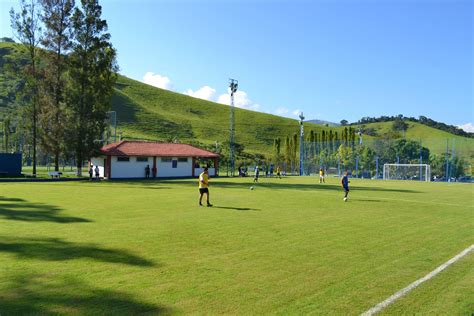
[250,186,254,190]
[344,197,348,202]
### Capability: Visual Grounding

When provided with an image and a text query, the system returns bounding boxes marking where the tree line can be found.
[272,127,467,178]
[5,0,117,176]
[270,127,358,173]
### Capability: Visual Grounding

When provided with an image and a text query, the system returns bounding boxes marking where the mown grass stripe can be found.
[361,244,474,316]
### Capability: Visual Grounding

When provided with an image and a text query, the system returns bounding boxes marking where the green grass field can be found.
[0,176,472,315]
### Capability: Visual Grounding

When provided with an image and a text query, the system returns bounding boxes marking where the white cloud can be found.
[183,86,216,101]
[458,122,474,133]
[217,90,260,111]
[292,109,302,117]
[140,74,264,112]
[143,71,172,90]
[275,107,289,115]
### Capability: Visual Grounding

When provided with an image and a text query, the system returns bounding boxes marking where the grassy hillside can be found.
[1,40,473,160]
[112,75,311,155]
[352,121,474,158]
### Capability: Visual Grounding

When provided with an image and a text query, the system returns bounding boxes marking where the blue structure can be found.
[0,153,22,176]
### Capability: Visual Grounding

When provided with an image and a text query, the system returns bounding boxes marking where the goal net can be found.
[383,164,431,182]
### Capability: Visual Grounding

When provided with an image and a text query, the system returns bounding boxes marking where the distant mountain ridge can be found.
[306,119,340,127]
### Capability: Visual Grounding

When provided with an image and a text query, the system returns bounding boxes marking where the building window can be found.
[136,157,148,162]
[178,157,188,162]
[172,160,178,168]
[161,157,172,163]
[117,157,130,162]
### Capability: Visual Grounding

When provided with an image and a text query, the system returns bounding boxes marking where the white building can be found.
[90,141,219,179]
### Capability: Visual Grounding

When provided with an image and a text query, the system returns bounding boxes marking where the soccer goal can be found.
[383,164,431,182]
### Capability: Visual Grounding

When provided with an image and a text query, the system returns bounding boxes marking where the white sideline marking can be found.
[361,244,474,316]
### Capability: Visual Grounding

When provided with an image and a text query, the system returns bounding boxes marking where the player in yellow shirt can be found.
[199,167,213,207]
[319,168,325,183]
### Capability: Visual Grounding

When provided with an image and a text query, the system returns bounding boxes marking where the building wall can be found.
[110,156,152,179]
[108,156,194,179]
[156,157,192,178]
[194,167,216,177]
[90,157,106,178]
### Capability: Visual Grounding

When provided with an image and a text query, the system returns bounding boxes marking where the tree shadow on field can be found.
[59,182,172,190]
[212,206,261,211]
[353,199,384,203]
[0,196,92,223]
[0,237,156,267]
[0,274,171,315]
[155,180,421,194]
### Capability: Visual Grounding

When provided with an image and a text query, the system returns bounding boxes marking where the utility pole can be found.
[299,112,305,176]
[445,139,449,182]
[107,111,117,143]
[375,156,379,179]
[419,139,423,181]
[229,79,238,176]
[451,138,456,179]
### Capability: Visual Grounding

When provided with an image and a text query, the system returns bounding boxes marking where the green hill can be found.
[110,76,473,160]
[1,40,473,162]
[352,121,474,159]
[111,75,310,155]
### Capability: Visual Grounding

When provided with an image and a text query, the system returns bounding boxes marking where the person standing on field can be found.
[95,165,100,180]
[199,167,213,207]
[254,165,259,183]
[319,168,325,183]
[145,165,150,179]
[89,165,93,181]
[342,171,350,201]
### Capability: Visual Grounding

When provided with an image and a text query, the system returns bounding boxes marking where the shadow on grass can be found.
[0,237,156,267]
[0,274,171,315]
[154,180,421,194]
[354,199,384,203]
[59,182,172,190]
[212,206,261,211]
[0,196,91,223]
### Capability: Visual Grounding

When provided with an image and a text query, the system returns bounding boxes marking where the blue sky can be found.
[1,0,472,129]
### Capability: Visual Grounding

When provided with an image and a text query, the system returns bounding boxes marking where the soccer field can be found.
[0,177,472,315]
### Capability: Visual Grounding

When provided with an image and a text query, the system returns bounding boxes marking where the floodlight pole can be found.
[299,112,305,176]
[356,156,359,178]
[338,154,341,177]
[106,111,117,143]
[375,156,379,179]
[445,139,449,182]
[229,79,238,176]
[419,139,423,181]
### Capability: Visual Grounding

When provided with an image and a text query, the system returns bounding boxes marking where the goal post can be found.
[383,164,431,182]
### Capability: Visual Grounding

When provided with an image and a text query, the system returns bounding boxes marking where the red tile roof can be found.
[100,141,219,158]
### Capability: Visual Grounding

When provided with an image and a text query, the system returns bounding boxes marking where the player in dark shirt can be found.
[342,171,350,201]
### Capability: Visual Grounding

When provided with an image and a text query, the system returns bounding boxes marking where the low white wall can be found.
[194,168,216,177]
[108,156,195,179]
[90,157,105,178]
[156,157,192,178]
[111,156,152,179]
